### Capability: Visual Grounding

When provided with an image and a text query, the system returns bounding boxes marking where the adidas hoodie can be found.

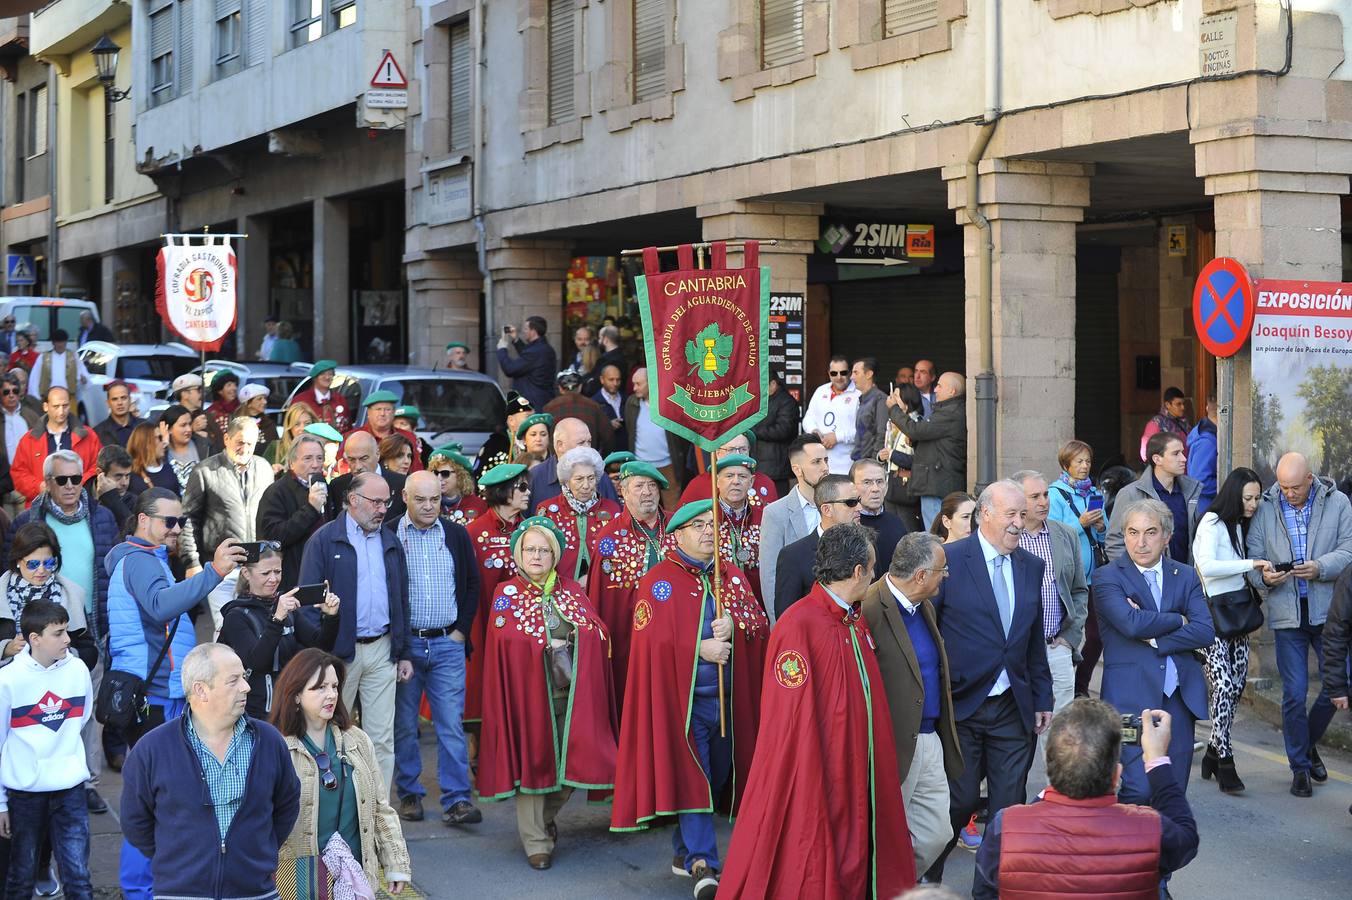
[0,646,92,810]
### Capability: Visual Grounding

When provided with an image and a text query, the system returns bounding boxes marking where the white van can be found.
[0,297,101,350]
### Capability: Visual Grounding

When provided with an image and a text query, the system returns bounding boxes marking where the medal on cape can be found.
[737,548,752,563]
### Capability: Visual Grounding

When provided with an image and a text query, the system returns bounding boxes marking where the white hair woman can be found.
[534,446,620,581]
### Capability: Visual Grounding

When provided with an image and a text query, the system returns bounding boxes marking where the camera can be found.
[1121,713,1143,746]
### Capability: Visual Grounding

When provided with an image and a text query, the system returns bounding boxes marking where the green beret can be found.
[479,463,527,488]
[302,423,343,443]
[511,516,567,556]
[667,499,714,531]
[430,447,473,471]
[362,389,399,408]
[439,442,465,453]
[394,405,420,420]
[716,453,757,472]
[309,359,338,377]
[515,412,555,440]
[446,342,470,352]
[603,451,637,469]
[620,460,668,488]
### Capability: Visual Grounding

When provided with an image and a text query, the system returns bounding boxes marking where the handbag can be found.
[1203,584,1264,639]
[547,638,574,690]
[95,617,180,729]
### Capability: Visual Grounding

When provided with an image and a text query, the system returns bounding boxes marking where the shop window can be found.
[760,0,804,69]
[547,0,576,125]
[883,0,938,36]
[836,0,965,71]
[215,0,243,75]
[448,20,472,151]
[25,85,46,158]
[632,0,666,102]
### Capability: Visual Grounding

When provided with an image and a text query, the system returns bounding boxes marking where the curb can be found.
[1240,679,1352,754]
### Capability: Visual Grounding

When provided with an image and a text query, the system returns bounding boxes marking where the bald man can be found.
[890,371,968,530]
[326,430,407,520]
[1247,452,1352,795]
[527,416,620,508]
[10,385,102,502]
[389,470,482,824]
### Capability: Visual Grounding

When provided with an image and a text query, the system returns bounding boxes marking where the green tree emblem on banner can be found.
[685,323,733,384]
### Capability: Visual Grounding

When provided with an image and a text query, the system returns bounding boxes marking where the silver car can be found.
[284,365,505,456]
[194,360,308,423]
[76,341,200,426]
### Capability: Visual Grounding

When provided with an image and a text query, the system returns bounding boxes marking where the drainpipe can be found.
[471,0,494,377]
[45,64,57,297]
[971,0,1001,492]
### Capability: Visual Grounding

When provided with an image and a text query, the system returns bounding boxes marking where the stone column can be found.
[406,251,483,369]
[943,159,1094,482]
[484,239,574,381]
[313,198,351,362]
[697,200,820,293]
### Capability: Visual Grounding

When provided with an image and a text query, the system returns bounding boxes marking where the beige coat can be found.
[279,725,412,889]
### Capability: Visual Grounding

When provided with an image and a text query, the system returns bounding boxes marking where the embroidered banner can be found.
[155,235,238,352]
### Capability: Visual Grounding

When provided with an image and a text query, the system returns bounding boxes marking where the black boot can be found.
[1200,744,1219,780]
[1215,756,1245,794]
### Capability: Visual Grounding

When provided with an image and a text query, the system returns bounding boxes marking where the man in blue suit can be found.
[1094,497,1214,803]
[929,480,1053,880]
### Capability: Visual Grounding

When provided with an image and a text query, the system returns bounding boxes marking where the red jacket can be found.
[11,419,103,503]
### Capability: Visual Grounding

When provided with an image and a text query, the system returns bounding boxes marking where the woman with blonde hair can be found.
[265,402,319,470]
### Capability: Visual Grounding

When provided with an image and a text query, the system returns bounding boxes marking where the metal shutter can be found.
[246,0,268,65]
[215,0,240,16]
[547,0,574,124]
[449,21,471,150]
[150,7,173,60]
[883,0,938,38]
[760,0,803,69]
[632,0,666,102]
[1075,256,1124,466]
[178,0,194,94]
[827,274,966,390]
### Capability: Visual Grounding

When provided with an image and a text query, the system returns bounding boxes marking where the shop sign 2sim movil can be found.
[1249,278,1352,475]
[817,221,935,266]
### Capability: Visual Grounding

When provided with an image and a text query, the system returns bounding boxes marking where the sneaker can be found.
[86,787,109,814]
[690,860,719,900]
[442,800,483,825]
[958,812,983,850]
[398,796,424,822]
[672,854,690,877]
[34,863,59,897]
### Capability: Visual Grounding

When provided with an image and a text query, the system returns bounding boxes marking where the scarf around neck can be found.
[36,491,88,526]
[6,574,63,624]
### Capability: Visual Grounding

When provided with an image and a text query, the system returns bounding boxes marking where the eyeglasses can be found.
[521,547,553,557]
[829,370,850,376]
[353,493,392,508]
[927,565,950,576]
[683,520,716,533]
[827,497,862,508]
[23,558,57,572]
[313,750,339,791]
[49,474,80,487]
[149,513,185,530]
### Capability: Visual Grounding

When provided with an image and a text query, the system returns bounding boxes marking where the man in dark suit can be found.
[929,479,1053,881]
[1094,497,1214,805]
[862,532,963,877]
[853,457,907,578]
[326,430,407,521]
[77,311,115,345]
[774,474,861,619]
[257,434,332,591]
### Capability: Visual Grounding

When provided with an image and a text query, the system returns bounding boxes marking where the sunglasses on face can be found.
[1,389,17,397]
[829,370,850,376]
[828,497,862,508]
[49,475,81,487]
[434,469,453,479]
[23,558,57,572]
[313,750,339,791]
[512,483,530,493]
[150,514,185,530]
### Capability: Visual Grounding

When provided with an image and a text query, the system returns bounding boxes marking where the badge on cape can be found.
[494,616,505,628]
[634,599,653,631]
[775,649,809,689]
[503,584,517,595]
[493,596,511,611]
[652,580,673,602]
[599,538,617,557]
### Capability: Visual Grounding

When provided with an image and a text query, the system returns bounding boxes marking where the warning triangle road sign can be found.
[370,50,407,89]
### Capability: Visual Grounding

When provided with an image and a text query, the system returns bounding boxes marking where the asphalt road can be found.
[86,702,1352,899]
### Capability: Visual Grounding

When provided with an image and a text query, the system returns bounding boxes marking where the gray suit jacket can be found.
[180,452,275,570]
[1046,519,1090,657]
[1105,469,1202,562]
[759,484,816,622]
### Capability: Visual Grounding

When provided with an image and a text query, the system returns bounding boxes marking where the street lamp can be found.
[91,35,130,102]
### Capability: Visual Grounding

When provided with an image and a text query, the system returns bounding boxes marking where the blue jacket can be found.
[121,714,300,900]
[1186,418,1217,516]
[106,538,222,701]
[1093,554,1214,723]
[495,337,558,412]
[932,533,1054,730]
[7,498,119,641]
[1047,479,1106,585]
[298,514,412,663]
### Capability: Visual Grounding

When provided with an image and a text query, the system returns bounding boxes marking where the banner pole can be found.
[711,452,726,738]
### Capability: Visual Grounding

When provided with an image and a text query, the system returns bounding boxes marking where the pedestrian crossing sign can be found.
[5,255,35,286]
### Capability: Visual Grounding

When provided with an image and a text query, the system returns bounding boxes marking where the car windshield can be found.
[117,355,197,381]
[254,375,305,406]
[369,378,504,433]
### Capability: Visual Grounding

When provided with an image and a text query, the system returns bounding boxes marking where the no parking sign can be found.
[1192,257,1256,358]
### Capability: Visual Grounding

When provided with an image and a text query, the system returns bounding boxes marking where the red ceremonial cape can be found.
[585,508,669,711]
[477,575,618,798]
[464,508,520,723]
[719,584,916,899]
[535,496,622,582]
[610,551,769,832]
[292,387,353,433]
[716,502,764,604]
[441,493,488,527]
[679,471,778,508]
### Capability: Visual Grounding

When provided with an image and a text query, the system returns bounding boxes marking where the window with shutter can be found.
[331,0,356,30]
[291,0,323,46]
[883,0,938,37]
[178,0,195,94]
[448,21,472,151]
[215,0,243,68]
[760,0,803,69]
[547,0,575,125]
[150,4,174,97]
[245,0,267,65]
[632,0,666,103]
[28,86,46,157]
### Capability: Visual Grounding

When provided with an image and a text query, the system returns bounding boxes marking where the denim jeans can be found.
[1273,605,1336,773]
[672,695,732,873]
[920,495,942,531]
[394,634,471,810]
[7,785,92,900]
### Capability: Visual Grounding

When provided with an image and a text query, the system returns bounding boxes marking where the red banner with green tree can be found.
[634,242,770,451]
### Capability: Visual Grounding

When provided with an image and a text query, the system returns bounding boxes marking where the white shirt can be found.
[258,333,277,361]
[634,399,671,467]
[800,381,861,474]
[977,530,1014,697]
[3,409,25,465]
[27,351,90,398]
[1191,512,1253,594]
[885,574,919,614]
[598,389,622,419]
[795,484,821,534]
